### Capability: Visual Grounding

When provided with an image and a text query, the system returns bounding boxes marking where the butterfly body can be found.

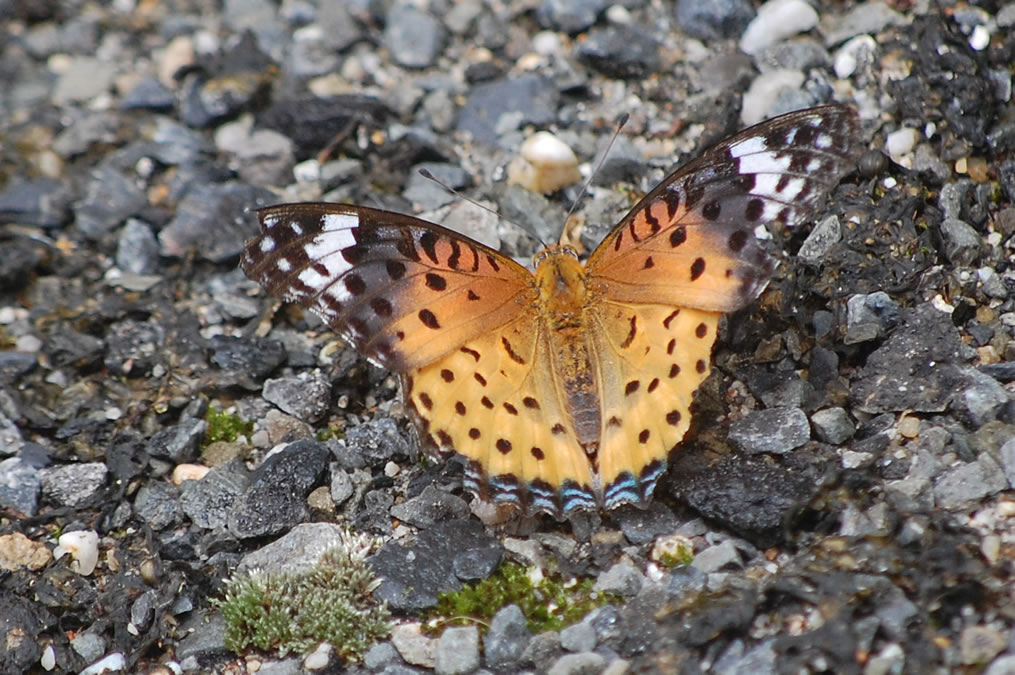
[241,105,862,519]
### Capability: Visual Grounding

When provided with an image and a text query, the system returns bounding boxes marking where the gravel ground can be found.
[2,0,1015,673]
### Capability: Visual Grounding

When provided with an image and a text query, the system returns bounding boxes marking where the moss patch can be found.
[429,562,618,634]
[203,407,253,446]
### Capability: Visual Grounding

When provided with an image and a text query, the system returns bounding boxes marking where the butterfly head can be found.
[533,244,589,322]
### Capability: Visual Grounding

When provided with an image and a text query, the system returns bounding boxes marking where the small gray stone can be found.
[953,368,1010,427]
[364,641,402,670]
[116,219,161,275]
[940,218,982,265]
[675,0,754,40]
[537,0,607,34]
[810,407,855,445]
[52,57,116,104]
[934,453,1008,509]
[147,418,206,463]
[130,590,158,632]
[70,631,107,663]
[330,469,355,506]
[692,539,742,573]
[180,459,250,530]
[134,481,183,530]
[592,560,645,596]
[559,621,597,653]
[403,163,469,211]
[435,626,480,675]
[798,215,842,263]
[844,291,900,344]
[728,407,810,455]
[876,586,918,639]
[484,604,530,670]
[40,462,108,507]
[262,372,332,423]
[546,651,606,675]
[390,485,470,529]
[1000,437,1015,488]
[0,456,42,515]
[383,5,445,69]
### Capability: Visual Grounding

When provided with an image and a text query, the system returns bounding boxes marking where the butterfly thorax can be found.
[533,245,602,449]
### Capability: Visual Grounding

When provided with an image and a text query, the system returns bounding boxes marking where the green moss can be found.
[429,562,618,634]
[216,537,390,660]
[203,407,254,445]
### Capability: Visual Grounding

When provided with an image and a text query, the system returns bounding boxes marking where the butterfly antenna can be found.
[417,168,547,246]
[562,113,630,229]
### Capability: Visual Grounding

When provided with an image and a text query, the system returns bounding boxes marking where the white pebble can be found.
[172,463,210,484]
[506,131,581,194]
[304,642,333,670]
[740,69,806,125]
[969,24,990,51]
[293,158,321,183]
[79,652,126,675]
[884,127,919,165]
[40,645,56,671]
[54,530,100,576]
[834,35,877,79]
[740,0,819,55]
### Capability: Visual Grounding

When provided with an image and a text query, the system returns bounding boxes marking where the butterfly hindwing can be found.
[241,203,534,371]
[406,314,598,517]
[587,105,861,312]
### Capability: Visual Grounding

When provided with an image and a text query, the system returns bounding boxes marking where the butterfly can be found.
[241,105,861,519]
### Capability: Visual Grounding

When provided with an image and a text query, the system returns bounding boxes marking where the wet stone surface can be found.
[1,1,1014,674]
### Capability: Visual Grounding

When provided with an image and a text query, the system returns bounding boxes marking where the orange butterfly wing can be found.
[241,202,599,515]
[584,104,862,506]
[241,203,534,371]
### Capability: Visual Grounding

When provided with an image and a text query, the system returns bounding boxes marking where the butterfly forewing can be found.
[586,105,861,312]
[241,203,535,371]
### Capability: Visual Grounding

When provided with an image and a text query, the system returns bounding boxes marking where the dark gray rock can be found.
[146,418,206,463]
[159,182,277,263]
[844,291,900,344]
[810,407,855,445]
[262,372,332,423]
[576,25,660,80]
[74,165,148,239]
[370,518,503,612]
[343,416,413,465]
[537,0,607,34]
[133,481,183,530]
[728,407,810,455]
[44,326,104,369]
[40,462,108,508]
[673,453,825,547]
[180,459,251,529]
[209,335,287,381]
[120,77,175,110]
[940,218,982,265]
[612,501,683,545]
[851,304,972,414]
[227,440,331,538]
[675,0,754,40]
[104,320,166,377]
[390,485,470,529]
[0,178,72,228]
[457,75,558,145]
[0,351,37,386]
